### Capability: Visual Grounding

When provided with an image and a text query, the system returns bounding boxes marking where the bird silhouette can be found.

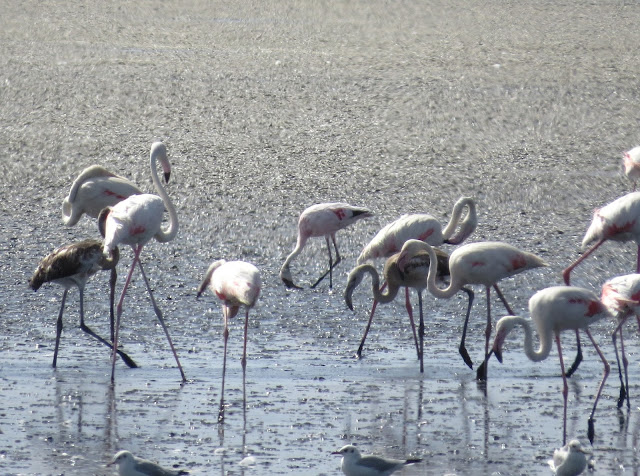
[332,445,422,476]
[352,197,477,366]
[600,273,640,409]
[108,450,188,476]
[280,202,372,290]
[399,239,547,379]
[345,244,449,372]
[492,286,611,445]
[29,239,136,368]
[197,259,261,422]
[99,142,185,382]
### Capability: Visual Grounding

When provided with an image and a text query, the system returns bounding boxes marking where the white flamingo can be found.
[491,286,611,445]
[600,273,640,409]
[398,239,547,379]
[352,197,477,366]
[29,239,136,368]
[280,202,373,289]
[345,244,449,372]
[99,142,185,383]
[197,259,261,422]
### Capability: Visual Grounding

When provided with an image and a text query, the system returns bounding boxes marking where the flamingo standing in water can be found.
[29,239,136,368]
[352,197,477,365]
[623,146,640,191]
[197,259,261,422]
[399,239,547,379]
[562,192,640,377]
[62,144,172,341]
[600,273,640,409]
[491,286,611,445]
[99,141,185,383]
[345,244,449,372]
[279,202,373,290]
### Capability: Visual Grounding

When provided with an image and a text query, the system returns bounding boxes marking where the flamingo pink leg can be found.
[585,328,610,444]
[562,239,605,285]
[242,308,249,370]
[612,318,630,409]
[219,306,230,422]
[53,290,68,368]
[356,282,386,358]
[404,287,420,359]
[418,291,425,373]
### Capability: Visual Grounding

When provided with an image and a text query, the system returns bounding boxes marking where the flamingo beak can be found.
[164,171,171,183]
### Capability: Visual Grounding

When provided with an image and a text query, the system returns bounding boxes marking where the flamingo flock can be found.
[28,141,640,464]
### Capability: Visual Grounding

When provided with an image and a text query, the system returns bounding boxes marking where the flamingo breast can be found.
[104,194,165,249]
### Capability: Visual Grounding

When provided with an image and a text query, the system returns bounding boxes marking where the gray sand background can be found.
[3,0,640,474]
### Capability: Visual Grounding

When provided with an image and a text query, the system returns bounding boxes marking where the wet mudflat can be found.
[3,0,640,474]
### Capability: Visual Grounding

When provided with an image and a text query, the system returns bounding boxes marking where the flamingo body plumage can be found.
[356,197,477,265]
[280,202,373,289]
[492,286,611,445]
[29,239,136,368]
[197,259,261,421]
[399,239,547,379]
[623,146,640,190]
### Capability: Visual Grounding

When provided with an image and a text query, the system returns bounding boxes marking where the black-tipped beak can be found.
[164,171,171,183]
[494,349,503,363]
[282,277,303,290]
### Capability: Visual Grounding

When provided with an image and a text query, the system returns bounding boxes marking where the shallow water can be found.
[4,0,640,475]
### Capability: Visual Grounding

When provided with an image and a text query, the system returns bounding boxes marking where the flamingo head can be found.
[492,316,518,363]
[344,267,367,311]
[196,259,226,299]
[97,206,112,238]
[279,264,303,290]
[151,141,172,183]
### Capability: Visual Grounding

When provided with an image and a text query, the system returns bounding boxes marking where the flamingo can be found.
[562,192,640,377]
[62,144,171,341]
[600,273,640,409]
[197,259,261,422]
[399,239,548,379]
[279,202,373,290]
[331,445,422,476]
[351,197,477,365]
[29,239,136,368]
[345,244,450,372]
[108,450,189,476]
[623,146,640,191]
[548,440,590,476]
[491,286,611,445]
[98,141,185,383]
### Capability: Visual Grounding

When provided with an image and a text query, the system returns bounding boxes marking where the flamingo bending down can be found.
[548,440,590,476]
[62,144,171,341]
[351,197,477,365]
[623,146,640,191]
[399,239,547,379]
[99,141,185,383]
[492,286,611,445]
[29,239,136,368]
[345,245,449,372]
[197,259,261,422]
[280,202,373,290]
[600,273,640,409]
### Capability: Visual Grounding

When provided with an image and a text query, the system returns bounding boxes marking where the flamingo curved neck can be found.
[441,197,476,243]
[150,144,178,243]
[357,264,400,303]
[506,316,552,362]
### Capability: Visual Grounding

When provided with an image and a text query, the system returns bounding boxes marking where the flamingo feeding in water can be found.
[98,141,185,383]
[623,146,640,191]
[29,239,136,368]
[352,197,477,365]
[600,273,640,409]
[62,143,172,341]
[197,259,261,422]
[398,239,547,379]
[345,244,449,372]
[279,202,373,290]
[491,286,611,445]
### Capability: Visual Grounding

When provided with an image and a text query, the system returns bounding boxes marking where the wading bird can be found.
[332,445,422,476]
[491,286,611,445]
[108,450,188,476]
[99,142,185,383]
[197,259,261,422]
[62,143,172,341]
[351,197,477,364]
[600,273,640,409]
[623,146,640,191]
[398,239,547,379]
[29,239,136,368]
[548,440,590,476]
[280,202,373,290]
[345,244,449,372]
